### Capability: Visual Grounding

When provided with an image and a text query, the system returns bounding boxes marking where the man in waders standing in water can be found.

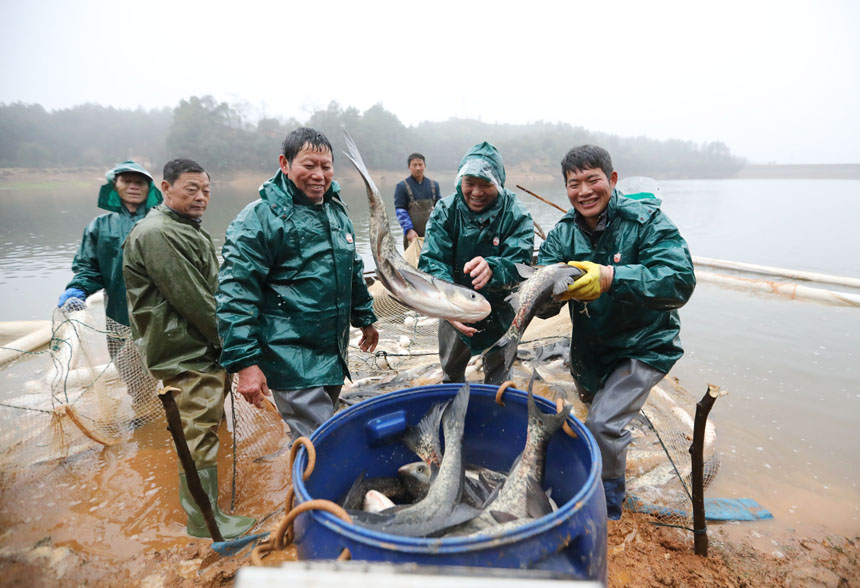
[394,153,440,251]
[123,158,255,539]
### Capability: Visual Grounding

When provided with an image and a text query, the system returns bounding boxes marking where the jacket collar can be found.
[455,187,508,226]
[156,203,203,228]
[259,170,343,218]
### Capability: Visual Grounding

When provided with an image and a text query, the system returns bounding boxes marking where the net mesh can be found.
[1,281,716,532]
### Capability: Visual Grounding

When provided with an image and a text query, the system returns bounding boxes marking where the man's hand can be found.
[448,320,478,337]
[406,229,419,243]
[358,324,379,352]
[463,256,492,291]
[237,365,271,409]
[555,261,614,301]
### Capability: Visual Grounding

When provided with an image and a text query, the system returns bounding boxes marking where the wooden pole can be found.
[158,386,224,542]
[515,184,568,214]
[690,384,725,556]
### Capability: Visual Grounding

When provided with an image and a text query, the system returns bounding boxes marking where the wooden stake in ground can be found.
[690,384,726,556]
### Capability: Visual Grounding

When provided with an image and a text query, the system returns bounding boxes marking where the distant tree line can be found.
[0,97,744,178]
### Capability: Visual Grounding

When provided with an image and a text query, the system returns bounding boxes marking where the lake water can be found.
[1,173,859,540]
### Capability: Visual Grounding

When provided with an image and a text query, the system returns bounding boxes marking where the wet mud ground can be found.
[1,343,859,586]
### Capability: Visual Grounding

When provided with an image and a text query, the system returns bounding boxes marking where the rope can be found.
[250,436,351,565]
[53,404,116,447]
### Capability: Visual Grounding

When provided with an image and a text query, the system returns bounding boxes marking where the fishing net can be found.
[0,293,285,508]
[1,272,717,533]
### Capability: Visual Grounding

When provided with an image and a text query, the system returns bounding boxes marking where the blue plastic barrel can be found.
[291,384,607,582]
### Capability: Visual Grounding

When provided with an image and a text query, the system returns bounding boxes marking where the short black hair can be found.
[561,145,613,182]
[163,158,207,185]
[407,153,425,166]
[281,127,333,164]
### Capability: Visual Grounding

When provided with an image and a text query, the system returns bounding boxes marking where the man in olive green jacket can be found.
[538,144,696,520]
[418,141,534,385]
[216,128,378,443]
[123,158,254,539]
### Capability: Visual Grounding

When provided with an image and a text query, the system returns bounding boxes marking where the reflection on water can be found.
[1,175,859,542]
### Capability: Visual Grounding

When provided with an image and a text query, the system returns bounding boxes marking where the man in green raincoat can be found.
[123,158,255,539]
[537,144,696,520]
[418,142,534,384]
[59,161,162,411]
[216,128,379,444]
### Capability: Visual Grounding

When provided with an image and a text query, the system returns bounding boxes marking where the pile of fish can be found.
[338,383,572,538]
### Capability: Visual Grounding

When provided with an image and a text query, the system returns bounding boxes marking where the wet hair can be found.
[561,145,613,182]
[407,153,426,166]
[281,127,333,164]
[163,158,207,185]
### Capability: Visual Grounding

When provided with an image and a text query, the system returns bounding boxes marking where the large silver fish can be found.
[450,389,571,536]
[350,383,478,537]
[342,131,491,322]
[490,262,583,371]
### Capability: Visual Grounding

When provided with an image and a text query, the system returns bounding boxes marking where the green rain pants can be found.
[163,369,227,468]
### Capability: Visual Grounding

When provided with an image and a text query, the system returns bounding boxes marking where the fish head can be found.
[398,461,434,499]
[439,287,492,322]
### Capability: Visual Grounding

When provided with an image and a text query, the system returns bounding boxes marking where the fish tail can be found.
[527,388,570,438]
[342,130,380,194]
[443,382,470,435]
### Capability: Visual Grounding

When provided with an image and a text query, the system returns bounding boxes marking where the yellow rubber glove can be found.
[557,261,610,301]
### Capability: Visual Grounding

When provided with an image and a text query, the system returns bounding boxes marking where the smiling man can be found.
[537,144,696,520]
[216,127,378,444]
[418,141,534,384]
[123,158,255,539]
[59,160,162,415]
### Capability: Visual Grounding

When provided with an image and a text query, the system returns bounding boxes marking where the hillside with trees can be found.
[0,97,744,178]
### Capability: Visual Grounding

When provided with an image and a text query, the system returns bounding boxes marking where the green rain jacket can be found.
[66,161,162,326]
[418,142,534,353]
[215,171,377,390]
[122,205,221,379]
[537,190,696,394]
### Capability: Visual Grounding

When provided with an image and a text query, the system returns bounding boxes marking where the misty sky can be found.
[2,0,858,165]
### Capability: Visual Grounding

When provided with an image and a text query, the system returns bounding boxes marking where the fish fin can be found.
[401,401,446,465]
[489,510,520,524]
[424,504,483,538]
[396,265,441,293]
[503,291,521,309]
[551,272,581,296]
[514,263,536,280]
[341,470,368,510]
[526,478,554,519]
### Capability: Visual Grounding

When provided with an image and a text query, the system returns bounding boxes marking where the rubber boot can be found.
[179,466,256,539]
[603,476,626,521]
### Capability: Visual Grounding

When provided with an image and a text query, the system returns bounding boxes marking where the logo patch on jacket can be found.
[492,236,500,246]
[613,252,621,263]
[346,233,353,244]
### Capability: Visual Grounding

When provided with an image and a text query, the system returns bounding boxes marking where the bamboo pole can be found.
[693,256,860,290]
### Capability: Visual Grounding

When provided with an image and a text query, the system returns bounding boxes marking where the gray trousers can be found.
[270,385,342,442]
[438,319,513,386]
[579,358,666,480]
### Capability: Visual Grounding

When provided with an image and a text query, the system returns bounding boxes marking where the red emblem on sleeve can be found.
[492,236,500,246]
[346,233,354,244]
[613,252,621,263]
